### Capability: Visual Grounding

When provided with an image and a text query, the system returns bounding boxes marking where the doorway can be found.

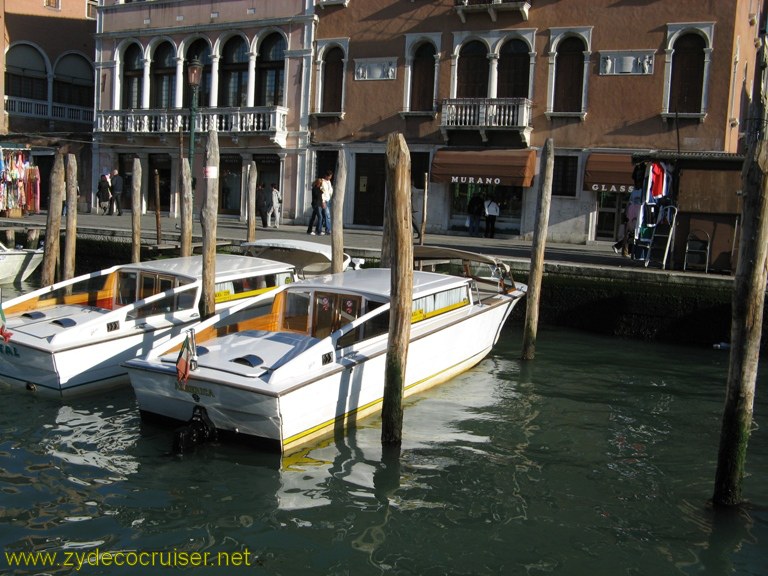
[353,153,385,226]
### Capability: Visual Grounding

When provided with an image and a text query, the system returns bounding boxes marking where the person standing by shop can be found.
[96,174,111,215]
[467,193,484,237]
[267,183,282,228]
[109,169,124,215]
[307,178,324,235]
[483,195,500,239]
[320,170,333,234]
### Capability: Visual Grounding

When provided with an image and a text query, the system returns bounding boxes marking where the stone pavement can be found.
[1,210,638,272]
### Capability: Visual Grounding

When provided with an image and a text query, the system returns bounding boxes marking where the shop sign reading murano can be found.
[451,176,503,185]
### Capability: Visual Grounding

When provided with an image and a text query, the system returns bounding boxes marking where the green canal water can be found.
[0,319,766,575]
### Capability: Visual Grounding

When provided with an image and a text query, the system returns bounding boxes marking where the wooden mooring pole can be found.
[130,157,142,263]
[62,153,77,280]
[180,158,193,257]
[381,132,413,446]
[200,130,219,319]
[154,169,162,248]
[332,150,347,274]
[41,151,64,286]
[712,138,768,506]
[521,138,554,361]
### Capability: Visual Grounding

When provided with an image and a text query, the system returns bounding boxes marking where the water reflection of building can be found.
[94,1,759,257]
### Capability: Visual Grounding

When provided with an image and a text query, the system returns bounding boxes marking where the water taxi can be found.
[0,254,295,397]
[125,257,526,454]
[0,240,43,284]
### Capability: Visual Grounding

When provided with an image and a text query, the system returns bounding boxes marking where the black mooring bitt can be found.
[172,405,217,454]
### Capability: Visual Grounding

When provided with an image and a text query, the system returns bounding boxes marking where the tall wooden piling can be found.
[712,138,768,506]
[332,150,347,273]
[41,152,65,286]
[200,130,220,319]
[62,154,78,280]
[180,158,193,257]
[381,132,413,446]
[420,172,428,246]
[522,138,554,361]
[130,157,142,263]
[246,161,257,243]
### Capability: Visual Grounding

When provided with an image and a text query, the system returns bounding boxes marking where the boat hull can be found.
[0,249,44,283]
[130,295,517,453]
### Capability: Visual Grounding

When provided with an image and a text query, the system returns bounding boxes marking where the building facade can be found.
[94,0,765,248]
[2,0,97,213]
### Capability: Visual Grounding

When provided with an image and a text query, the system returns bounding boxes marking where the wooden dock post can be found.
[522,138,554,361]
[200,130,220,319]
[62,154,78,280]
[332,150,347,273]
[130,157,142,263]
[41,151,64,286]
[246,161,257,244]
[180,158,193,257]
[381,132,413,446]
[420,172,428,246]
[712,138,768,506]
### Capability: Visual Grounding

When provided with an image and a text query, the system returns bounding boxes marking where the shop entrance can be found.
[353,153,385,226]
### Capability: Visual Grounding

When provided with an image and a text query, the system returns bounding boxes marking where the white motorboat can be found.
[125,254,526,454]
[0,240,43,284]
[241,238,358,278]
[0,254,295,397]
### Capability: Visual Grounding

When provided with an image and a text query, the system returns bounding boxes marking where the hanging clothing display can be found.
[0,148,34,216]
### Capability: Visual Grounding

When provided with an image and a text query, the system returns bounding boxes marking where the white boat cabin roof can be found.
[120,254,291,281]
[289,268,468,300]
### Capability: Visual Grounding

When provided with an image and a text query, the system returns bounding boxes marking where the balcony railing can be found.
[5,96,93,124]
[440,97,533,144]
[95,106,290,147]
[454,0,530,22]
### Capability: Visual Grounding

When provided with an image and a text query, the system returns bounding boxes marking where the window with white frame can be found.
[314,38,349,116]
[546,27,592,120]
[403,33,441,114]
[661,23,714,121]
[44,0,60,8]
[86,0,97,19]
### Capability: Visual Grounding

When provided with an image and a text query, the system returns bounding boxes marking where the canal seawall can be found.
[3,215,741,350]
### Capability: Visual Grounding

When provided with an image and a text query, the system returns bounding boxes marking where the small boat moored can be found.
[125,254,526,454]
[241,238,360,278]
[0,254,295,397]
[0,240,44,284]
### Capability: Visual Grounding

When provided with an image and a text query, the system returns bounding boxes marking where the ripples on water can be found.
[0,299,766,575]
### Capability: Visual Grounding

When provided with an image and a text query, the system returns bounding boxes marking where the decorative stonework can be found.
[599,50,655,75]
[354,58,397,81]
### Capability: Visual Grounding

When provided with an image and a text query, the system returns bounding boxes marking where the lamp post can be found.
[187,57,203,183]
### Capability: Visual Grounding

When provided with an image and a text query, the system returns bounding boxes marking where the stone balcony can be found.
[440,97,533,145]
[94,106,290,148]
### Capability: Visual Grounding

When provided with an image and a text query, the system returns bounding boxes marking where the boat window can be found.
[336,300,389,349]
[411,286,469,322]
[313,292,337,340]
[116,271,138,307]
[282,291,310,333]
[312,293,362,340]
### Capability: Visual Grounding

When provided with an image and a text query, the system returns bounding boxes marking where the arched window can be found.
[321,47,344,113]
[53,54,93,107]
[6,44,48,101]
[669,33,705,114]
[185,40,211,107]
[410,42,436,111]
[122,43,144,109]
[220,36,248,108]
[457,41,488,98]
[257,33,286,107]
[553,36,585,113]
[150,42,176,109]
[498,39,529,98]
